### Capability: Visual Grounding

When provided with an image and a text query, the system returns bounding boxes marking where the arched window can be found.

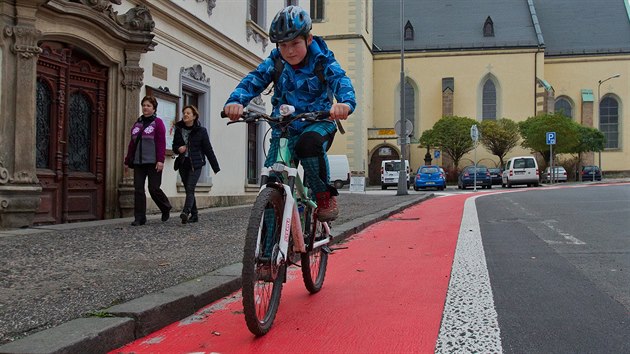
[482,79,496,120]
[600,96,619,148]
[555,97,573,118]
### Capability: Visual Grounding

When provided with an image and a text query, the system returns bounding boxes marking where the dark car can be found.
[488,167,502,185]
[414,165,446,191]
[579,165,602,181]
[457,166,492,189]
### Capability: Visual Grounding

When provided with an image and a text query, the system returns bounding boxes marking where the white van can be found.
[502,156,539,188]
[381,160,410,190]
[328,155,350,189]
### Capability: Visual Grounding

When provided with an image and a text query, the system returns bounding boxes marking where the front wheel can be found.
[241,187,285,336]
[301,206,329,293]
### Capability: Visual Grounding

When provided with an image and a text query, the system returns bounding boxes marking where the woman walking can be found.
[124,95,172,226]
[172,105,220,223]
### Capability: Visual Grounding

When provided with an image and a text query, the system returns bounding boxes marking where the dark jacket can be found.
[172,120,220,173]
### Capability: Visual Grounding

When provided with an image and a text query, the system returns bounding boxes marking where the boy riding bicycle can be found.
[223,5,356,222]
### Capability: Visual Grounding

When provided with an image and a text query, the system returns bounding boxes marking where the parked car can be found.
[579,165,602,181]
[541,166,568,183]
[328,155,350,189]
[414,165,446,191]
[488,168,502,185]
[457,165,492,189]
[381,160,410,189]
[502,156,539,188]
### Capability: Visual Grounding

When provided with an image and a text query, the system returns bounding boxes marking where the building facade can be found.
[2,0,629,229]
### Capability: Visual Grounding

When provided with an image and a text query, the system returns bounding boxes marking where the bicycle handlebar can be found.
[222,110,331,126]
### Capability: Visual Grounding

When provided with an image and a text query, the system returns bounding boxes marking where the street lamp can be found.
[596,73,621,178]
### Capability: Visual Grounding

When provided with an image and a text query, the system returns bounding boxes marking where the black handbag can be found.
[174,154,184,171]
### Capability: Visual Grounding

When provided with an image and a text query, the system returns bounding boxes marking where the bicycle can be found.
[223,106,333,336]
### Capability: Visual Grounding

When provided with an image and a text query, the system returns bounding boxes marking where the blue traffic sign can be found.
[434,150,441,159]
[546,132,556,145]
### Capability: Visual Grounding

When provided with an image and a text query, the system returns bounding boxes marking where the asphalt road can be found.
[477,184,630,353]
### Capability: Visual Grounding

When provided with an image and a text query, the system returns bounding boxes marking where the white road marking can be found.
[436,196,503,353]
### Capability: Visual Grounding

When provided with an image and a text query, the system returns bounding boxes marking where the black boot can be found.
[189,214,198,223]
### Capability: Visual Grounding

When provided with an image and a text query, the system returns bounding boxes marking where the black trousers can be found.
[133,164,171,221]
[178,164,202,215]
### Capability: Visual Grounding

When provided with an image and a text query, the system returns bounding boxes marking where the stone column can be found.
[117,50,145,217]
[0,5,44,228]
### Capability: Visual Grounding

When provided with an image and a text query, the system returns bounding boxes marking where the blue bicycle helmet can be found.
[269,6,312,43]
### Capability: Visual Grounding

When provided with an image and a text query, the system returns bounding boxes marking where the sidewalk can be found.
[0,191,432,353]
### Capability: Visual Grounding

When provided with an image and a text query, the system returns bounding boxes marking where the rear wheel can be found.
[333,180,344,189]
[301,206,329,293]
[242,187,285,336]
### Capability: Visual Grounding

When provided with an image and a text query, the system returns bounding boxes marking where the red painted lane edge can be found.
[111,194,470,354]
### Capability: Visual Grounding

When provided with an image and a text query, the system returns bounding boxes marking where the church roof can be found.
[532,0,630,56]
[373,0,630,57]
[373,0,541,52]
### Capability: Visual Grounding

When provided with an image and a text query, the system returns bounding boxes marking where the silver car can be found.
[541,166,567,183]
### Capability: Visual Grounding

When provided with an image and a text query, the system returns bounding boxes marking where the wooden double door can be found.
[34,42,108,224]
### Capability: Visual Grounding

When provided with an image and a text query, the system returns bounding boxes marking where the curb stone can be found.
[0,194,432,354]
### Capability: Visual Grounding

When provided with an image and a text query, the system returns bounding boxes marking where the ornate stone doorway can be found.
[34,42,108,224]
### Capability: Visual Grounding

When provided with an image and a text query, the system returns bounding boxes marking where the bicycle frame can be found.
[257,136,331,267]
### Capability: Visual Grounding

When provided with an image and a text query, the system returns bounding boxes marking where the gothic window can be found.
[600,96,619,149]
[404,21,414,40]
[67,92,92,172]
[36,79,52,169]
[482,79,497,120]
[311,0,324,21]
[554,97,573,118]
[484,16,494,37]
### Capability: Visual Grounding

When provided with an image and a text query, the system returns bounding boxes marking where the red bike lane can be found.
[111,194,469,354]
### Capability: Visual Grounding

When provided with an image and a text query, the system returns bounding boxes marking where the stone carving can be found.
[181,64,210,84]
[0,163,8,185]
[0,199,8,210]
[246,26,269,52]
[121,66,144,91]
[4,26,43,59]
[196,0,217,16]
[112,5,155,32]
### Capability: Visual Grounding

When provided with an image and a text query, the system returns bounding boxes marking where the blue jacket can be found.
[225,36,356,136]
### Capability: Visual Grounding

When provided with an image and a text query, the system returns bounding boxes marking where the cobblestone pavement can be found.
[0,191,427,344]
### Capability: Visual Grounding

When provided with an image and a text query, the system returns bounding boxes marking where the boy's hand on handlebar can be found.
[330,103,350,120]
[223,104,244,121]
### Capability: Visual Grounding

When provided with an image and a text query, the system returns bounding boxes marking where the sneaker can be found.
[189,214,198,223]
[315,191,338,222]
[180,212,188,224]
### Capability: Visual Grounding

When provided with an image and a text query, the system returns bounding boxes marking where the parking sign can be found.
[546,132,556,145]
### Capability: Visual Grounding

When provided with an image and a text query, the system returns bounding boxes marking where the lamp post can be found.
[396,0,408,195]
[596,74,621,178]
